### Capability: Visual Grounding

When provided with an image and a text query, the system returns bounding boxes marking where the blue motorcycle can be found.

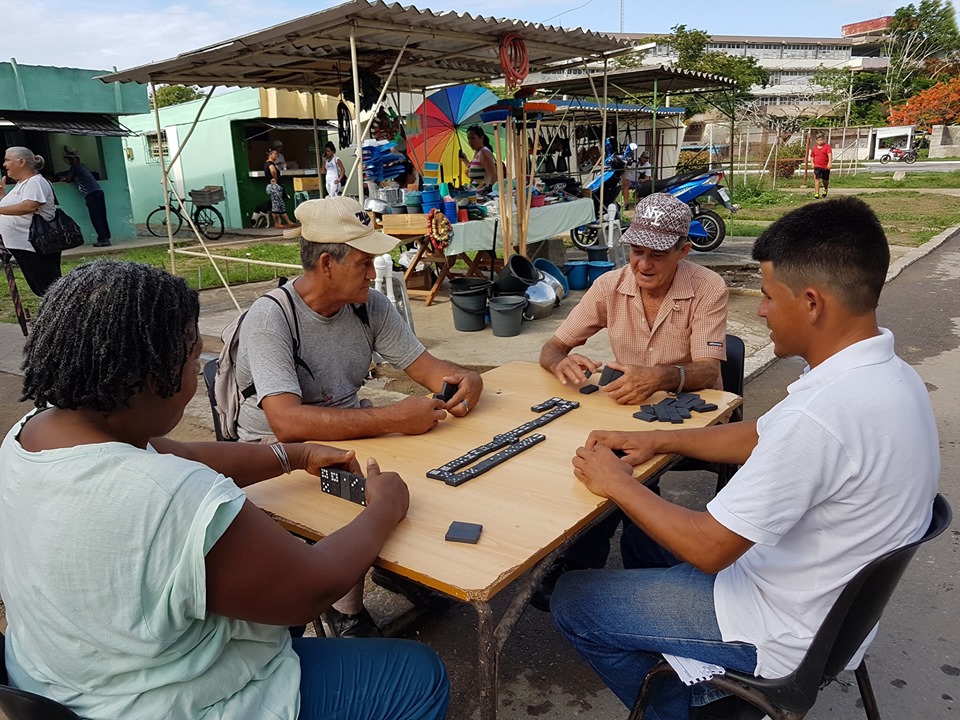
[559,143,737,252]
[633,168,738,252]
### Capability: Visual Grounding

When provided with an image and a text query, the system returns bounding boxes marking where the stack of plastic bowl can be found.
[443,200,458,224]
[421,187,442,215]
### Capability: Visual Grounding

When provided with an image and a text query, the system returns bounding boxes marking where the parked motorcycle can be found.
[632,168,738,252]
[879,146,918,164]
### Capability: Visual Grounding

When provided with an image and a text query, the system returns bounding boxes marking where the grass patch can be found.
[775,170,960,189]
[1,240,305,326]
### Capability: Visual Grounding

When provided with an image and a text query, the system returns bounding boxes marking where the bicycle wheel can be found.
[193,206,225,241]
[146,207,182,237]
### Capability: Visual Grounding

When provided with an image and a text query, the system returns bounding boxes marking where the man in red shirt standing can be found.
[810,134,832,199]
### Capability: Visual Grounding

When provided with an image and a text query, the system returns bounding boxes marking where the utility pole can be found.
[620,0,624,33]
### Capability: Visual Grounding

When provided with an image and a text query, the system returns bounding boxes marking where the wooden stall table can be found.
[378,213,483,307]
[245,362,741,720]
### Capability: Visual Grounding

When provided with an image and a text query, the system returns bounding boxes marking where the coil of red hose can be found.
[499,33,529,89]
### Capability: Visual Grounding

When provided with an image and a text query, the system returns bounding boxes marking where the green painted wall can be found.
[122,89,263,230]
[0,61,147,114]
[1,61,149,243]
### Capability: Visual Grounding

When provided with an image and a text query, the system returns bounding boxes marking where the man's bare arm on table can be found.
[260,351,482,442]
[540,336,720,404]
[574,422,759,573]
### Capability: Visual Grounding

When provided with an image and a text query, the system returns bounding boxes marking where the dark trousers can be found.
[9,248,62,296]
[85,190,111,243]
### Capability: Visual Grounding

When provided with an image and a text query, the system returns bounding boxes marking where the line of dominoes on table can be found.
[427,397,580,486]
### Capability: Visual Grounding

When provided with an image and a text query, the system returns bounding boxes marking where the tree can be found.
[887,75,960,129]
[150,85,204,108]
[812,67,886,125]
[616,25,769,117]
[882,0,960,106]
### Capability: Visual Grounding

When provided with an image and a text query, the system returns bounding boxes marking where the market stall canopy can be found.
[260,119,339,131]
[553,99,686,117]
[98,0,636,93]
[0,111,133,136]
[528,66,737,98]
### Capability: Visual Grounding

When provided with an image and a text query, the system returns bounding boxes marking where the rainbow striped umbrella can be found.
[407,85,501,185]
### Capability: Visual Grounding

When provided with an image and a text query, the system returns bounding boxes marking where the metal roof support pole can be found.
[342,36,410,195]
[651,77,658,181]
[727,86,735,190]
[312,90,322,180]
[349,28,364,199]
[584,62,608,233]
[150,80,178,275]
[150,81,240,311]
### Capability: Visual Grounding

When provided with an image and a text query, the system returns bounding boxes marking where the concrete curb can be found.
[740,222,960,384]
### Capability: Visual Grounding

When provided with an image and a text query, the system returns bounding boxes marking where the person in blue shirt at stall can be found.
[53,147,111,247]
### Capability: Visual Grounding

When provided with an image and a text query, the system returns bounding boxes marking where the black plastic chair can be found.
[671,334,745,493]
[0,632,82,719]
[202,358,228,442]
[629,493,953,720]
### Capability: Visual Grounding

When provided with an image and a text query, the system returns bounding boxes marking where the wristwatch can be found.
[672,365,685,395]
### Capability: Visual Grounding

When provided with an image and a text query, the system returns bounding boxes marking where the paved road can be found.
[862,160,960,173]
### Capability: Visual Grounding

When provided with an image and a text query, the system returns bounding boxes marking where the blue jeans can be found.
[292,637,449,720]
[551,524,757,719]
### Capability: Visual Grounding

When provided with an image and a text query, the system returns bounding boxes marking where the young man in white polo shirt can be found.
[551,196,940,718]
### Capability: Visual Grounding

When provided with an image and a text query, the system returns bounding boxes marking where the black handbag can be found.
[29,208,84,254]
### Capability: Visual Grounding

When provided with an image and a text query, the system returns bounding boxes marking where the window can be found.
[143,131,169,164]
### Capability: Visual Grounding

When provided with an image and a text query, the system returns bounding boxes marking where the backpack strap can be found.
[350,302,374,351]
[272,285,315,381]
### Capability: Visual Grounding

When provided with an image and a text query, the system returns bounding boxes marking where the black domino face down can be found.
[634,393,719,424]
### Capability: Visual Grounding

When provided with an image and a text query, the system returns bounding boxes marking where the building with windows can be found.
[619,31,888,112]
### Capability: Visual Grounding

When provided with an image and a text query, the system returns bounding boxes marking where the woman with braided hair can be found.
[0,261,448,720]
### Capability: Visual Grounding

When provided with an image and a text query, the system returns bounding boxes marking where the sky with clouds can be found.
[7,0,957,71]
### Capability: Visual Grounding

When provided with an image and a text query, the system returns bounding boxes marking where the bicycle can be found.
[146,186,225,240]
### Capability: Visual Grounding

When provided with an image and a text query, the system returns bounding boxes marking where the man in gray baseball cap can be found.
[532,192,729,610]
[235,195,483,636]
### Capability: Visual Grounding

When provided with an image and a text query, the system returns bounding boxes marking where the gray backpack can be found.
[213,285,313,441]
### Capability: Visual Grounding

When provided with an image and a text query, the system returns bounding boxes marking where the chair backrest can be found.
[0,632,82,719]
[760,494,952,713]
[720,334,745,398]
[202,358,227,442]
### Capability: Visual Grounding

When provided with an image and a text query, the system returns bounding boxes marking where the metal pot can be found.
[364,197,391,214]
[538,270,565,303]
[523,279,558,320]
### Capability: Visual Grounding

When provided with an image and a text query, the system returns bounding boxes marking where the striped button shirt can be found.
[555,261,728,389]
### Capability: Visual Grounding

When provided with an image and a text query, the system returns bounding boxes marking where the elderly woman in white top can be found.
[0,147,59,296]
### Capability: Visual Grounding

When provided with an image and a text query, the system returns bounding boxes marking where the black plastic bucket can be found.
[495,254,539,296]
[586,246,609,262]
[450,278,491,332]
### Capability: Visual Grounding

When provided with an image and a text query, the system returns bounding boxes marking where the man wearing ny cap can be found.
[234,196,483,637]
[531,193,728,612]
[541,192,727,404]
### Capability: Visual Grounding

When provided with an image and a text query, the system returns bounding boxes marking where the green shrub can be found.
[677,150,710,173]
[770,140,805,180]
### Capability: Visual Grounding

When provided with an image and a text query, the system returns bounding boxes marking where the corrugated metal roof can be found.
[0,111,132,136]
[528,66,737,98]
[99,0,634,93]
[553,99,685,116]
[260,119,339,131]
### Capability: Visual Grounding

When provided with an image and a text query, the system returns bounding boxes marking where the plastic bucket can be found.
[587,261,615,285]
[533,258,569,295]
[421,189,441,205]
[489,296,527,337]
[495,254,539,296]
[422,201,442,214]
[449,278,491,332]
[586,246,609,262]
[530,194,546,208]
[443,200,458,224]
[565,261,588,290]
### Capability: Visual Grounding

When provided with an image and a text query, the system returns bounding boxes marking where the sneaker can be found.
[324,606,382,638]
[529,557,578,613]
[371,567,453,611]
